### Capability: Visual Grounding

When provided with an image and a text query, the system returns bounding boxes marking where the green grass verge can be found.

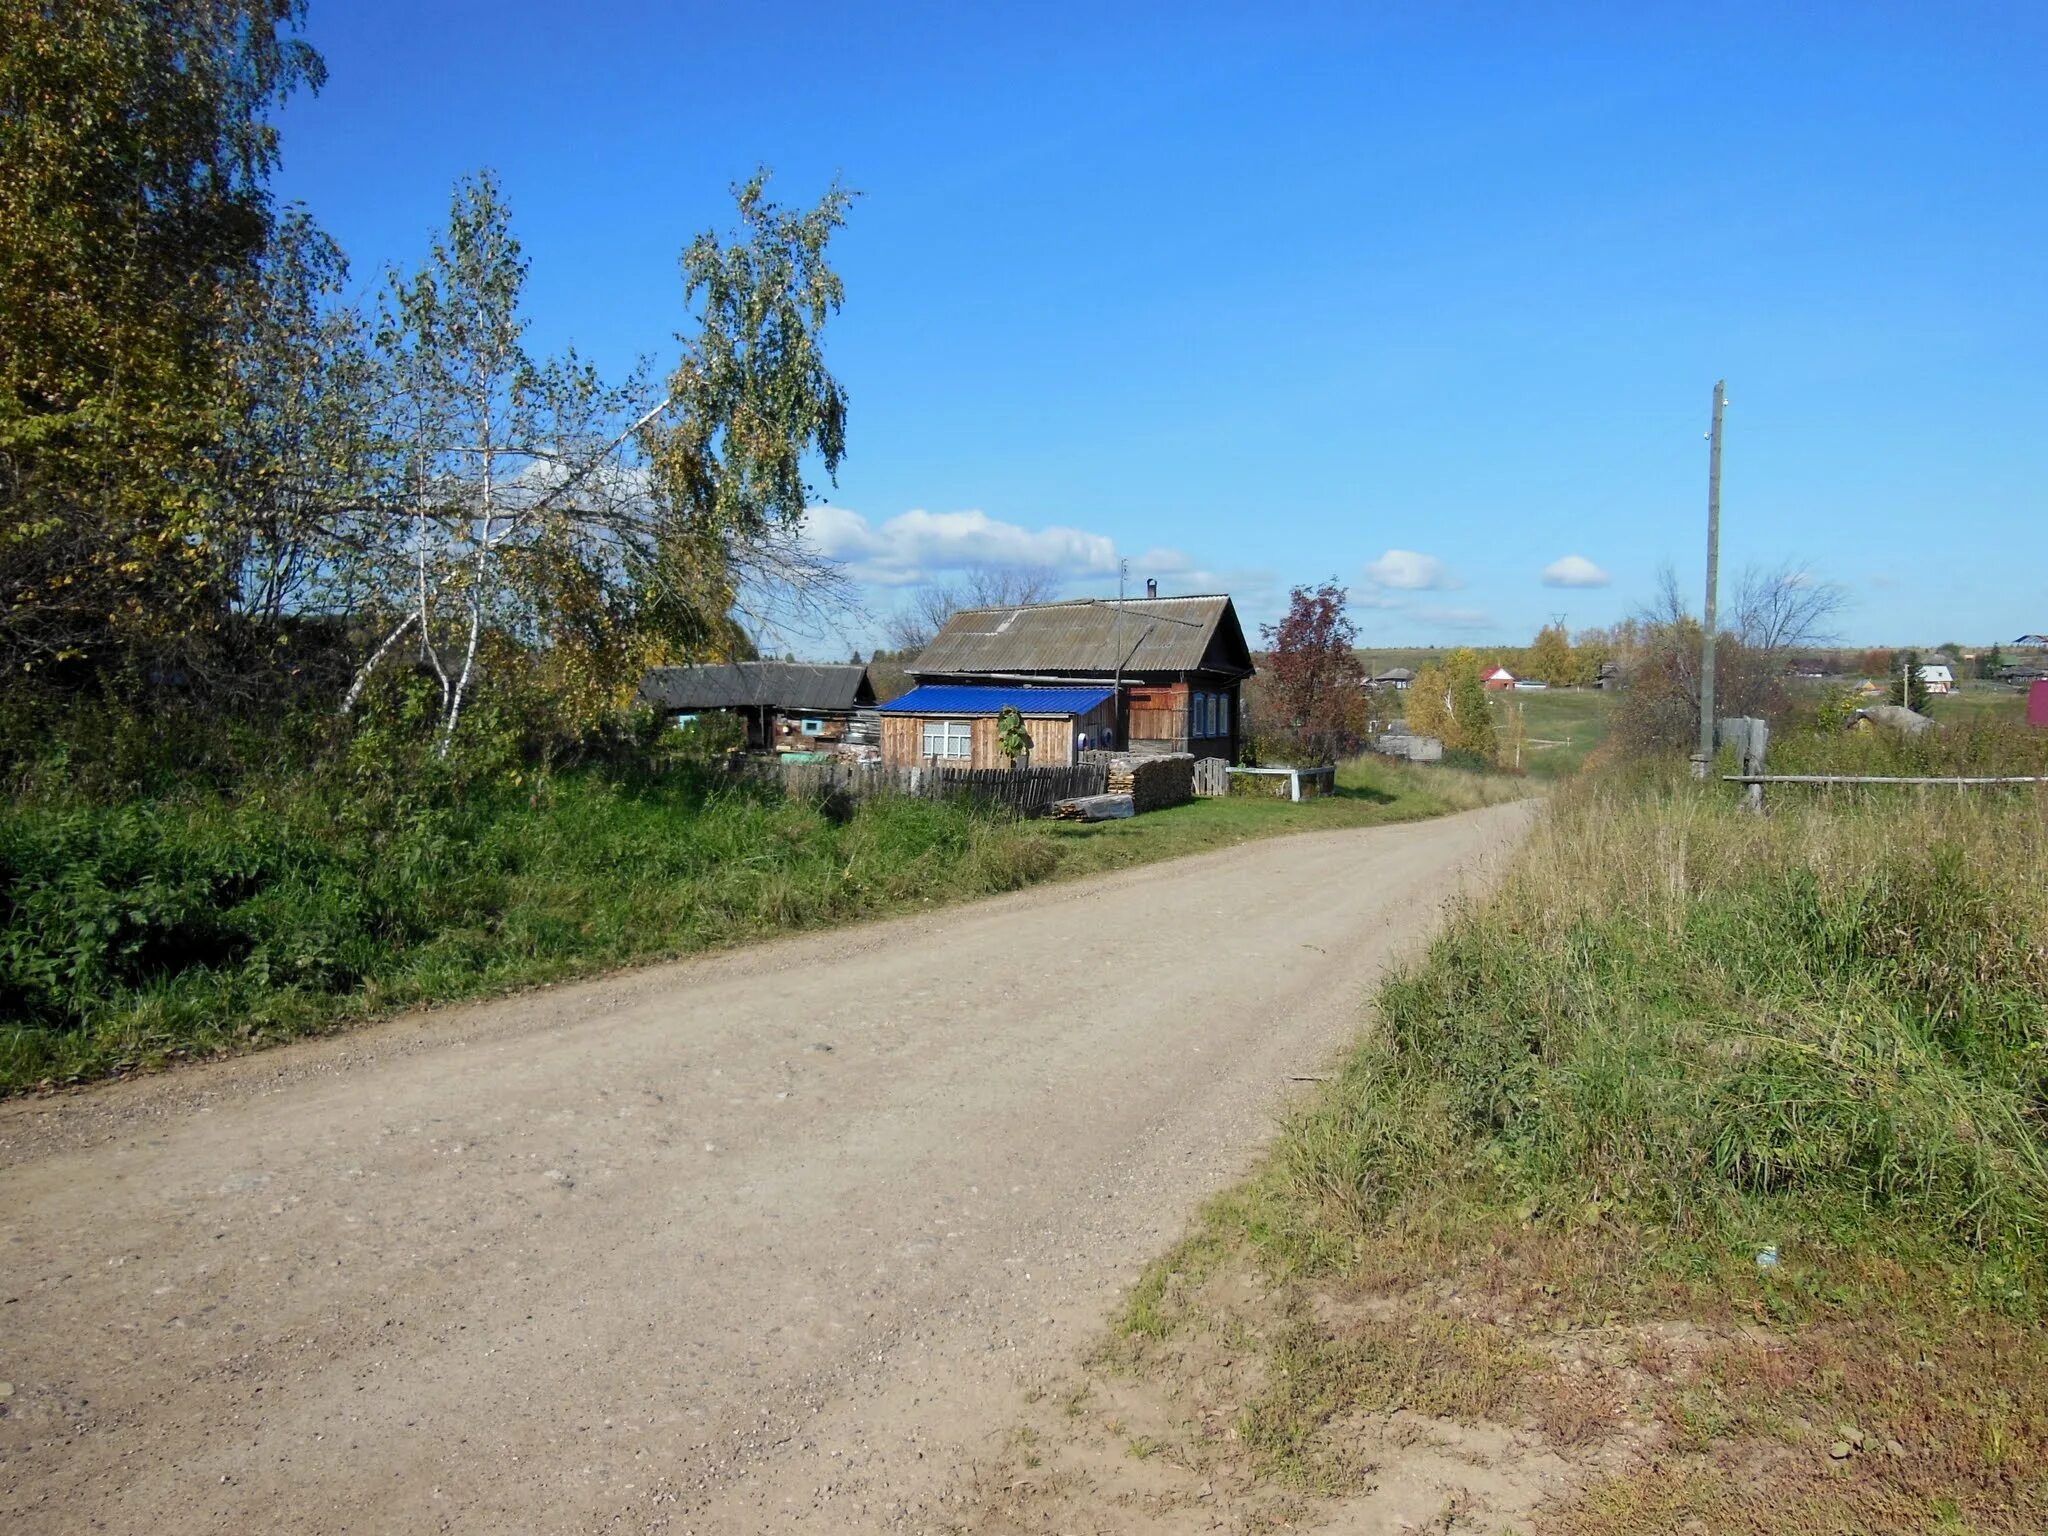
[1109,761,2048,1531]
[1045,755,1533,875]
[0,755,1530,1093]
[1495,687,1615,778]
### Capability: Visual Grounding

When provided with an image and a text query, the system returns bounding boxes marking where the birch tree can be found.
[341,170,857,753]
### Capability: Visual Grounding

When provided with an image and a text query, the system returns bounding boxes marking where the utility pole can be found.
[1112,558,1128,748]
[1695,379,1726,778]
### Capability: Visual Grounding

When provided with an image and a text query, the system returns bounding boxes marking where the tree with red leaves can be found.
[1259,579,1367,764]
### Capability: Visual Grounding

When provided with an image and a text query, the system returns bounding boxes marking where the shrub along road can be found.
[0,801,1534,1535]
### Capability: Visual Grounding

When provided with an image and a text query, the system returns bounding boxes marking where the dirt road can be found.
[0,802,1534,1535]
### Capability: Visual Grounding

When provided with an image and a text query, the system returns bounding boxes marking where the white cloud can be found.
[800,504,1265,620]
[1365,549,1457,591]
[802,505,1119,589]
[1541,555,1611,588]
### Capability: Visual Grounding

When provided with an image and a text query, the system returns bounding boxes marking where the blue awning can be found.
[879,685,1115,716]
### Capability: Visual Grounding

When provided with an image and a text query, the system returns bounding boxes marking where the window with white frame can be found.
[921,719,973,759]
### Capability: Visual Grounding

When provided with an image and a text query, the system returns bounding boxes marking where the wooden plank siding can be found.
[880,699,1116,768]
[1125,678,1240,761]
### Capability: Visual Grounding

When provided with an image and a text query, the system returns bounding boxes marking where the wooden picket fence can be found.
[731,758,1109,818]
[1192,757,1230,797]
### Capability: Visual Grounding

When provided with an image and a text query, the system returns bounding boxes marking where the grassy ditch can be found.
[1095,768,2048,1533]
[0,754,1527,1093]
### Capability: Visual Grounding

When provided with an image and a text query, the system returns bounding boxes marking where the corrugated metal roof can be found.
[909,595,1253,679]
[879,685,1115,716]
[637,663,874,713]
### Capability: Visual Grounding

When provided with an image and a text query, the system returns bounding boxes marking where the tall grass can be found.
[0,770,1054,1089]
[1271,767,2048,1307]
[1336,754,1536,811]
[0,748,1517,1093]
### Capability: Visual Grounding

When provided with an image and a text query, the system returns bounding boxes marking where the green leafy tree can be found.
[340,170,854,754]
[217,210,380,649]
[340,173,646,751]
[1404,650,1497,762]
[1405,662,1451,742]
[1567,631,1607,688]
[1527,623,1575,687]
[644,174,852,636]
[0,0,326,672]
[1444,648,1499,763]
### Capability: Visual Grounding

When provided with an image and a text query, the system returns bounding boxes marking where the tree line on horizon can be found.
[1244,559,1896,769]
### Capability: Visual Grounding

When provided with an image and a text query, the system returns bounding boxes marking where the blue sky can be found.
[274,1,2047,654]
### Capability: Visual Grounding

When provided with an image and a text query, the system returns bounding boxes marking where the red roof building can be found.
[1482,666,1517,691]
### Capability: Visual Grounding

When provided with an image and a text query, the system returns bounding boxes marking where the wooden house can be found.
[897,593,1256,763]
[878,685,1116,768]
[1483,665,1517,691]
[637,662,877,752]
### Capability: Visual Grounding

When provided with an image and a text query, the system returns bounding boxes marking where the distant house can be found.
[1512,678,1549,691]
[1595,661,1622,691]
[1371,667,1415,691]
[888,592,1256,766]
[637,662,877,752]
[1786,657,1830,679]
[1482,666,1517,691]
[1917,664,1956,695]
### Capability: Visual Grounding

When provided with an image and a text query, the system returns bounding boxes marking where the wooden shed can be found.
[636,662,876,752]
[878,685,1117,768]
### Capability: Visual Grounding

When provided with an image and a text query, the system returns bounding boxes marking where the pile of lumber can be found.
[1104,753,1196,814]
[1048,794,1135,822]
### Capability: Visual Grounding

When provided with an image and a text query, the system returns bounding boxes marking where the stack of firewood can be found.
[1049,794,1135,822]
[1104,754,1196,814]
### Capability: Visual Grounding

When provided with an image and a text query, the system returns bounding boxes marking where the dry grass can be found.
[1081,760,2048,1533]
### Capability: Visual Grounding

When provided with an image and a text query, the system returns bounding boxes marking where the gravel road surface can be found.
[0,801,1535,1534]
